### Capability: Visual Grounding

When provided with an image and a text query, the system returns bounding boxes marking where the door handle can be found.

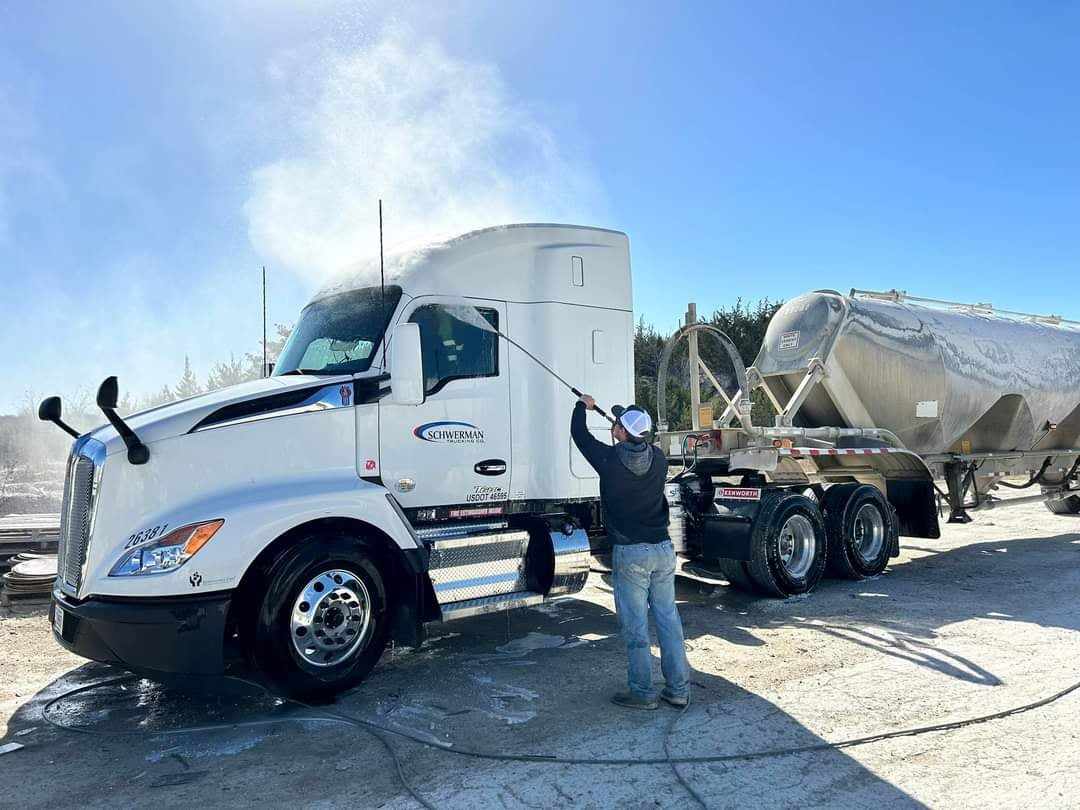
[474,459,507,476]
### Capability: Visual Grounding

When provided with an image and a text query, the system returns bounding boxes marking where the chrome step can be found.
[426,528,532,605]
[676,556,728,585]
[438,590,545,621]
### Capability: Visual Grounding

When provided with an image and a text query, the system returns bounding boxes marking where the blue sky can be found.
[2,1,1078,413]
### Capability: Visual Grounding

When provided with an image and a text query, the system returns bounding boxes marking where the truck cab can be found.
[50,224,633,697]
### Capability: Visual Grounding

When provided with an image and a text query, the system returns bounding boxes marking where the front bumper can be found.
[51,588,233,677]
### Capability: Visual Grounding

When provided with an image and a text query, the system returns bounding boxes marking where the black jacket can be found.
[570,402,670,545]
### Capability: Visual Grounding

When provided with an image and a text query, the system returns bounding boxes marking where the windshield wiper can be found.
[278,368,327,376]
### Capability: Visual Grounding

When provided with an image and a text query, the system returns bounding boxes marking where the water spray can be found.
[375,205,614,424]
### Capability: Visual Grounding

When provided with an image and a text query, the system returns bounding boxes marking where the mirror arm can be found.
[52,419,82,440]
[37,396,82,439]
[96,377,150,465]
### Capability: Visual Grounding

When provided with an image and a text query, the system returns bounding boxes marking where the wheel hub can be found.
[777,514,816,579]
[852,503,885,565]
[290,569,371,667]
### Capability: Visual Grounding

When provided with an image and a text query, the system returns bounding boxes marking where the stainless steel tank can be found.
[752,291,1080,457]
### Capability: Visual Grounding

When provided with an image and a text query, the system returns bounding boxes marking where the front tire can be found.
[745,491,827,597]
[253,534,390,700]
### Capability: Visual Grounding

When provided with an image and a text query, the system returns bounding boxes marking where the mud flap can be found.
[699,514,754,562]
[886,479,941,539]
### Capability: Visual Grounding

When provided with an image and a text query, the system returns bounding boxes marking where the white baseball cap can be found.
[611,405,653,440]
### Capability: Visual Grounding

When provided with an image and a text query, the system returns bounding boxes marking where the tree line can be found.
[635,298,782,430]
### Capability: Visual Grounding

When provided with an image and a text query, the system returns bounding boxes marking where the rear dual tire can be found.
[722,491,828,598]
[821,484,896,579]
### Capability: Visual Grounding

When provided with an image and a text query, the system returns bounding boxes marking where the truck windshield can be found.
[275,286,403,376]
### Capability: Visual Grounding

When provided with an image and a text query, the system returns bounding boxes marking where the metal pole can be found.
[262,266,267,377]
[686,303,701,430]
[379,199,386,368]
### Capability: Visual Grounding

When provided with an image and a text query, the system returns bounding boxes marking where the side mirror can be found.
[38,396,62,422]
[389,323,425,405]
[96,376,119,409]
[38,396,81,439]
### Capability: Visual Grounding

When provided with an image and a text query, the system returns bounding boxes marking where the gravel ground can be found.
[1,495,1078,809]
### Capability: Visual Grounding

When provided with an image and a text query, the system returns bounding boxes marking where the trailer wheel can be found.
[745,491,827,597]
[822,484,896,579]
[1044,491,1080,515]
[252,533,390,699]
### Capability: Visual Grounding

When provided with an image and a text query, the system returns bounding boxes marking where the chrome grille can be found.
[57,439,104,593]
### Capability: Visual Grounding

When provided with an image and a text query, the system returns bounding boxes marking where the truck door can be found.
[379,297,512,510]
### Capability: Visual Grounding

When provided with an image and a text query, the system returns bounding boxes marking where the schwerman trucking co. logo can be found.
[413,421,485,444]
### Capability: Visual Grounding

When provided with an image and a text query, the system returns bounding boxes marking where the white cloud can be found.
[244,24,606,285]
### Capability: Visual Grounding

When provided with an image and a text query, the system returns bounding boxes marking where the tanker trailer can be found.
[654,289,1080,598]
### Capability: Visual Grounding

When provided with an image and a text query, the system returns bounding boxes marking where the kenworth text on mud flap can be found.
[41,225,1080,697]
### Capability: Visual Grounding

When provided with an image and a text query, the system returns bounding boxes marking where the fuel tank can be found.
[752,291,1080,456]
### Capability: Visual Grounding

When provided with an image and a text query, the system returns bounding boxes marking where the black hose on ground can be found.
[38,667,1080,808]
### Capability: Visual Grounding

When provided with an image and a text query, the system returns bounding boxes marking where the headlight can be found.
[109,519,224,577]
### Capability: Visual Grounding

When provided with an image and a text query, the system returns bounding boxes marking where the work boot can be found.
[610,691,658,710]
[660,687,689,708]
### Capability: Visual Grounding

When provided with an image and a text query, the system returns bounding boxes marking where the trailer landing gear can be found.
[944,462,974,524]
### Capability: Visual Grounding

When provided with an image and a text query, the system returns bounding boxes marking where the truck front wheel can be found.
[253,534,390,699]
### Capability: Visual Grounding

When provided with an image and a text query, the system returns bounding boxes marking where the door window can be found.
[409,305,499,395]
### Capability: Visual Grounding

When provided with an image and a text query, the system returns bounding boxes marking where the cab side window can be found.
[409,305,499,395]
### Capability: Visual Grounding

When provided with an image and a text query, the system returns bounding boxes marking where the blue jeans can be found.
[612,541,690,699]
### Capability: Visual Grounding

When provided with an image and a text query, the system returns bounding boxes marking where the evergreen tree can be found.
[174,356,203,399]
[141,385,175,409]
[244,323,293,378]
[633,298,783,431]
[207,353,252,391]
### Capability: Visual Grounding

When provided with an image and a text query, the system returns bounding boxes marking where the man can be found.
[571,394,690,710]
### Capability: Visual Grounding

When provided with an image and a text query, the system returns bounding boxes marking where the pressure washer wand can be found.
[503,333,615,424]
[446,305,615,424]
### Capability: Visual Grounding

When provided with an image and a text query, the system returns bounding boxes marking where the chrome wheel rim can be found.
[778,514,816,579]
[852,503,885,565]
[290,569,371,668]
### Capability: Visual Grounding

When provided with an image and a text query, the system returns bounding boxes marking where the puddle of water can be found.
[527,602,566,617]
[562,632,611,648]
[482,706,537,725]
[492,685,539,701]
[145,730,267,763]
[495,632,567,656]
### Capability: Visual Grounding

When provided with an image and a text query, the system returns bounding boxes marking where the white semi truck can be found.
[46,225,632,697]
[43,223,1080,697]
